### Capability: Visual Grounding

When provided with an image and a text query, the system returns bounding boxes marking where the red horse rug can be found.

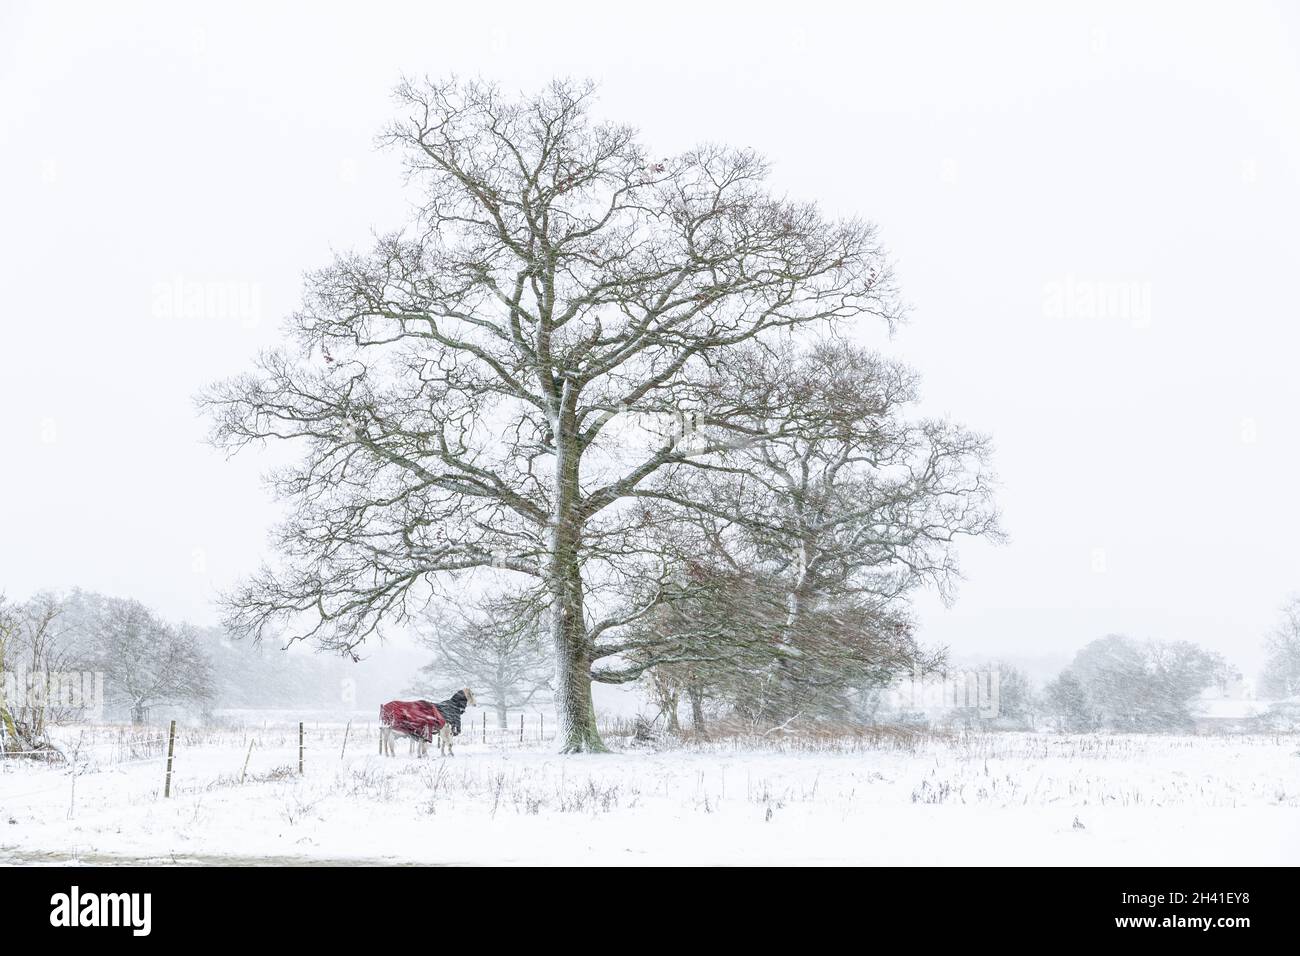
[379,699,446,741]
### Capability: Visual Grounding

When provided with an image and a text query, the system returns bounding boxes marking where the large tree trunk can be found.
[549,389,607,754]
[131,701,147,725]
[689,684,707,735]
[493,666,510,729]
[553,634,603,753]
[665,694,681,733]
[776,546,815,716]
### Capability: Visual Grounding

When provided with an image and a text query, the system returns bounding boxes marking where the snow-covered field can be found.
[2,723,1297,865]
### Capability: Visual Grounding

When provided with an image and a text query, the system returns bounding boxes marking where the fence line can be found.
[2,749,169,765]
[1,712,632,804]
[0,750,63,758]
[108,753,169,768]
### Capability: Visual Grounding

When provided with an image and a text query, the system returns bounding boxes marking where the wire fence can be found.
[0,750,60,757]
[0,712,634,803]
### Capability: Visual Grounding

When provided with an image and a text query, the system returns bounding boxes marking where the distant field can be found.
[2,723,1297,865]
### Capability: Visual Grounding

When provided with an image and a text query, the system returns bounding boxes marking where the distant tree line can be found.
[0,588,396,755]
[409,593,552,729]
[1262,597,1300,699]
[1,590,214,751]
[1041,635,1234,733]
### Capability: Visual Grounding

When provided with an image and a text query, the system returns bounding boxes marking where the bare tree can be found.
[644,664,684,732]
[1262,597,1300,698]
[1063,634,1234,732]
[80,596,214,724]
[412,594,551,728]
[0,597,18,747]
[664,342,997,625]
[624,342,996,720]
[201,77,897,751]
[627,568,782,733]
[0,592,69,754]
[1042,669,1093,733]
[622,555,937,730]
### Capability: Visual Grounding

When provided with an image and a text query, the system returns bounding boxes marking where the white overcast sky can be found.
[3,0,1298,679]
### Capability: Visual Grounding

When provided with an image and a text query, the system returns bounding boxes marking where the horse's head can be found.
[462,687,477,707]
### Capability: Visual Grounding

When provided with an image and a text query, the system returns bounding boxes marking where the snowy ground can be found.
[2,723,1297,865]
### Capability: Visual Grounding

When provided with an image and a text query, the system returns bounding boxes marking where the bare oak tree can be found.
[628,341,997,720]
[202,78,896,751]
[1262,596,1300,698]
[412,594,551,728]
[79,595,214,724]
[656,340,998,620]
[0,592,70,754]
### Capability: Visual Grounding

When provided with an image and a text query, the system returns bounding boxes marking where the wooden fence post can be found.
[519,712,524,744]
[340,720,352,761]
[481,710,486,744]
[240,739,255,784]
[298,721,304,775]
[163,719,177,798]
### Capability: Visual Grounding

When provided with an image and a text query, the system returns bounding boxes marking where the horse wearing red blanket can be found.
[379,699,444,757]
[379,689,475,757]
